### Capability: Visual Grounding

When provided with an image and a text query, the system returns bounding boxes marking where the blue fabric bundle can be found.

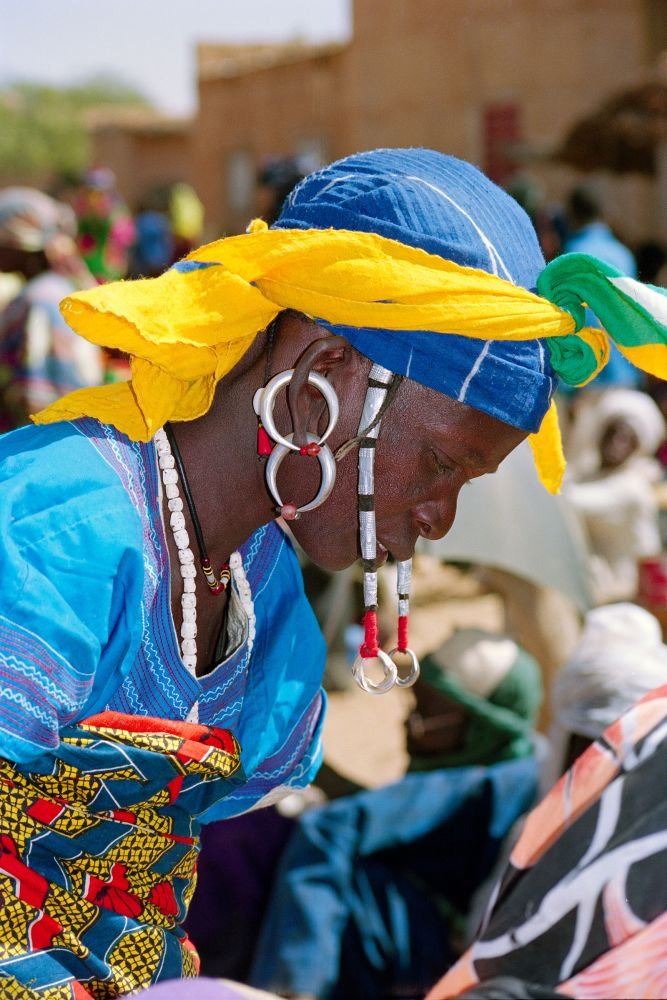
[275,148,557,432]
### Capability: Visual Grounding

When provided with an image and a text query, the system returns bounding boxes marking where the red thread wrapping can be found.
[397,615,409,653]
[360,609,379,658]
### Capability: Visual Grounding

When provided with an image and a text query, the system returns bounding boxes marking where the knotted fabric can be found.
[33,221,667,492]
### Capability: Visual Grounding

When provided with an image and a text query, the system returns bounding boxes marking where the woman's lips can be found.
[377,538,416,563]
[376,542,389,566]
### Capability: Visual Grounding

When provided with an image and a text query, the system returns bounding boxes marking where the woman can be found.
[563,387,666,603]
[73,167,136,283]
[551,601,667,772]
[1,148,666,997]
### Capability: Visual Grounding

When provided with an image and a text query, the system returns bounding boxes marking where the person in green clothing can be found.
[407,627,543,769]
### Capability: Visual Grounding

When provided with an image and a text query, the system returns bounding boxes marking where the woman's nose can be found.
[412,494,458,540]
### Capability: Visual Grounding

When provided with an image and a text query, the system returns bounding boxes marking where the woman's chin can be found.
[286,521,359,572]
[308,549,360,573]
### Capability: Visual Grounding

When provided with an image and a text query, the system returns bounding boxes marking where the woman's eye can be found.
[430,449,473,487]
[431,450,452,475]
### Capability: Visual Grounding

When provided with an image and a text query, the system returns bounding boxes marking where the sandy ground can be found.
[320,560,504,788]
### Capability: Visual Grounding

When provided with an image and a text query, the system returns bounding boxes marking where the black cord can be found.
[163,422,210,564]
[264,313,279,382]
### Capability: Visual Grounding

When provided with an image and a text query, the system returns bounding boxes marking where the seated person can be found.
[248,629,543,1000]
[427,607,667,1000]
[552,601,667,772]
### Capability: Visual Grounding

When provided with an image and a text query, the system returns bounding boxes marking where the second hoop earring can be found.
[265,432,337,520]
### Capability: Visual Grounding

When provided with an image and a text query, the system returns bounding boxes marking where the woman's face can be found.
[598,417,640,469]
[287,360,527,571]
[405,678,470,757]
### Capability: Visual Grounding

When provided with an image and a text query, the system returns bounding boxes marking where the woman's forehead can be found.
[406,383,527,473]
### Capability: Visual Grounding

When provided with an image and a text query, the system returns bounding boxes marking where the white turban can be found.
[553,602,667,738]
[594,388,666,456]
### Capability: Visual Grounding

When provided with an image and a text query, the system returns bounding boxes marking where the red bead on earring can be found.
[257,419,274,457]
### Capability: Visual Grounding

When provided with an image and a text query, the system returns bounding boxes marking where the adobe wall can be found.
[92,0,662,244]
[345,0,648,162]
[342,0,657,242]
[91,126,193,210]
[193,49,349,237]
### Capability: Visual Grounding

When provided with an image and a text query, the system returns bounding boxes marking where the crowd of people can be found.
[0,146,667,1000]
[0,170,205,430]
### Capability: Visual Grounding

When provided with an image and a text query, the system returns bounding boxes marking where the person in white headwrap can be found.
[550,601,667,773]
[563,387,667,603]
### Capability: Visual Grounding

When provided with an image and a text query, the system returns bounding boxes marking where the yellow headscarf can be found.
[34,222,609,492]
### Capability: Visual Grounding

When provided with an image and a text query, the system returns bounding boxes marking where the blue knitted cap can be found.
[274,148,556,432]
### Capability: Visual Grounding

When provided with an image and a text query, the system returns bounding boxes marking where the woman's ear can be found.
[287,336,349,446]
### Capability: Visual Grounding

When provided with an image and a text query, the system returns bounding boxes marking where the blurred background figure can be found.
[561,182,642,392]
[129,181,205,277]
[505,174,566,262]
[130,189,175,278]
[550,601,667,775]
[256,156,310,227]
[0,186,103,432]
[245,629,542,1000]
[182,805,297,987]
[427,602,667,1000]
[420,440,592,731]
[563,182,637,272]
[73,166,135,282]
[168,182,205,261]
[407,628,543,770]
[563,388,666,605]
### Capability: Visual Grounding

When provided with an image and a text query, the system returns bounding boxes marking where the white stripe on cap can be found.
[404,175,514,281]
[458,341,491,404]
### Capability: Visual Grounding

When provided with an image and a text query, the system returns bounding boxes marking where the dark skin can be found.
[0,245,50,280]
[166,312,527,675]
[598,417,640,470]
[404,678,470,757]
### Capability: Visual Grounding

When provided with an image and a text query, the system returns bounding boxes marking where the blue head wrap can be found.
[274,148,556,432]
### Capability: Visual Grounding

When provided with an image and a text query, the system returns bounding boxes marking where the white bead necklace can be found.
[154,427,200,677]
[154,427,257,710]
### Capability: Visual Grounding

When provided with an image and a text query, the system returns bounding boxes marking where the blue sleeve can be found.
[0,422,145,762]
